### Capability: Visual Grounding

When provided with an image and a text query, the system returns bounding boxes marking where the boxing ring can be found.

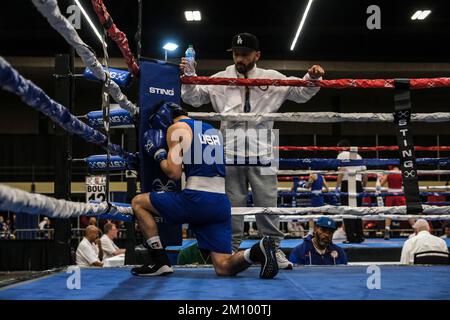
[1,266,449,300]
[1,0,450,301]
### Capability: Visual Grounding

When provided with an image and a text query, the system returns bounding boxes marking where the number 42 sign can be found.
[86,175,107,203]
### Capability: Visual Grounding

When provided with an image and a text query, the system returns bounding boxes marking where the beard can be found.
[318,237,331,247]
[235,60,256,74]
[313,233,331,248]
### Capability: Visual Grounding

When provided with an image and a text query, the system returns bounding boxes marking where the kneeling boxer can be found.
[131,102,278,279]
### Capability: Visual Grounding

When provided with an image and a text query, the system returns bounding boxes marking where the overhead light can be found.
[163,42,178,61]
[185,10,201,21]
[193,11,201,21]
[163,42,179,51]
[411,10,431,20]
[290,0,314,51]
[74,0,107,47]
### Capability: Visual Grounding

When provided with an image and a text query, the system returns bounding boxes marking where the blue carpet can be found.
[1,266,449,300]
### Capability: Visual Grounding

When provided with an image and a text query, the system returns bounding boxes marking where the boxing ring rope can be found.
[277,146,450,152]
[31,0,137,116]
[280,186,450,192]
[0,184,133,221]
[90,0,139,76]
[278,158,450,168]
[2,181,448,222]
[276,170,450,175]
[181,75,450,89]
[231,206,450,217]
[0,57,137,165]
[188,111,450,123]
[365,186,450,191]
[278,191,450,198]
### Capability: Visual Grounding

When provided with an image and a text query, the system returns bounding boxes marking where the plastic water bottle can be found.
[184,45,196,76]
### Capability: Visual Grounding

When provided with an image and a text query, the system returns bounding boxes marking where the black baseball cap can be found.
[227,33,260,52]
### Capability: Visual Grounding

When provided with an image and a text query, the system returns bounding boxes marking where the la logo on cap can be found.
[237,36,243,44]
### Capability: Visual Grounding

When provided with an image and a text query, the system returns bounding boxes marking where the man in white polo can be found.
[100,222,126,260]
[400,219,448,264]
[76,225,103,267]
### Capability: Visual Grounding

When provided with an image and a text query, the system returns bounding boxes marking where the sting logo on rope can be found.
[88,161,126,169]
[89,115,131,127]
[396,110,416,179]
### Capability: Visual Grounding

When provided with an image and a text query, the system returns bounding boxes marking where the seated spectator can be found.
[38,217,49,230]
[100,223,126,260]
[441,223,450,239]
[332,222,347,243]
[88,217,97,226]
[286,221,306,238]
[38,217,51,239]
[76,225,103,267]
[0,216,7,239]
[289,216,347,265]
[400,219,449,265]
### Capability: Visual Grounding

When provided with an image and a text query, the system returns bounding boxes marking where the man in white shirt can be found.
[400,219,449,264]
[100,222,126,260]
[180,33,324,269]
[76,225,103,267]
[335,140,367,207]
[38,217,49,230]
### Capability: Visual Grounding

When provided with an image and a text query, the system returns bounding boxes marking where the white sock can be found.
[146,236,163,249]
[243,248,253,264]
[385,226,391,231]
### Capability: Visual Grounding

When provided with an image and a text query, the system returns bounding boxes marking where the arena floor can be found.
[1,265,449,300]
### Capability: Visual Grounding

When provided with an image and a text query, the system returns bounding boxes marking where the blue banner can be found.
[139,58,182,246]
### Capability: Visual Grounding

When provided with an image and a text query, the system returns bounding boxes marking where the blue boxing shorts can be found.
[150,189,232,254]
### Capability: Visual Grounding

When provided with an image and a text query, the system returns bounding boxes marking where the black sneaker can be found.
[250,236,279,279]
[384,230,390,240]
[131,264,173,276]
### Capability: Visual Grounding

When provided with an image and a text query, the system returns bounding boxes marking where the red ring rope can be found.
[181,76,450,89]
[91,0,139,76]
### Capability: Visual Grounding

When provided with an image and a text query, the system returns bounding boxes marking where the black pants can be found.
[340,180,363,207]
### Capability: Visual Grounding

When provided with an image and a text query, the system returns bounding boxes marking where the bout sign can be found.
[86,175,107,203]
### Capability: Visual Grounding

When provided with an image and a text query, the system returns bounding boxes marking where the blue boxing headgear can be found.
[149,102,187,131]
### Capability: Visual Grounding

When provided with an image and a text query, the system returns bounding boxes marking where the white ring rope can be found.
[364,186,450,191]
[0,184,133,219]
[31,0,137,115]
[189,112,450,123]
[2,183,449,222]
[232,205,450,216]
[243,214,450,222]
